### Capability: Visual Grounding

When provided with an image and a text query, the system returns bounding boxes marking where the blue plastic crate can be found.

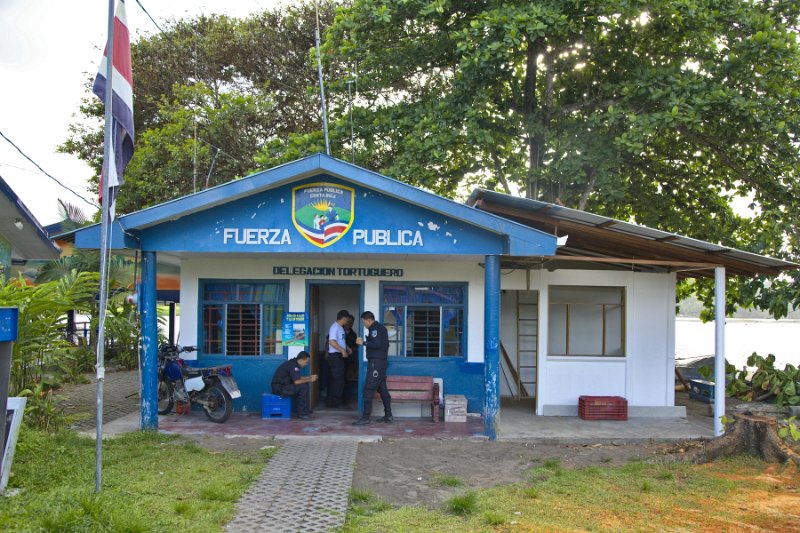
[261,393,291,419]
[688,379,715,403]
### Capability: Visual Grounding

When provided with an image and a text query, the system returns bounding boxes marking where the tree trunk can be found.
[692,413,800,465]
[523,33,541,199]
[578,166,597,211]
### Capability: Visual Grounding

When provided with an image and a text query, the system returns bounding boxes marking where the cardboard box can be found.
[444,394,467,422]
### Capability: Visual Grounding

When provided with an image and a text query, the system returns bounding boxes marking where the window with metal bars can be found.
[381,283,466,358]
[200,281,287,356]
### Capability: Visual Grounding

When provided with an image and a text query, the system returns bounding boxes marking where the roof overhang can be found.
[468,189,798,279]
[0,175,60,261]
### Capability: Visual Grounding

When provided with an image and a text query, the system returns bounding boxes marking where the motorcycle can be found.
[157,343,241,423]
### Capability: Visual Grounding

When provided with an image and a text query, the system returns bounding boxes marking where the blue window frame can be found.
[380,283,466,358]
[200,280,287,356]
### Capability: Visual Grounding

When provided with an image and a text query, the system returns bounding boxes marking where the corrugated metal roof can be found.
[467,189,797,277]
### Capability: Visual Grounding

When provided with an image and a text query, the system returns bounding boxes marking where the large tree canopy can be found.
[60,1,338,215]
[263,0,800,317]
[62,0,800,317]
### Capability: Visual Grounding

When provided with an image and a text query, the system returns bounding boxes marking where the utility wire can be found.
[0,128,98,207]
[133,0,166,34]
[195,136,245,165]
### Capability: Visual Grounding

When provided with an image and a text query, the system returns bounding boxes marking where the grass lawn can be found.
[0,428,274,532]
[344,457,800,532]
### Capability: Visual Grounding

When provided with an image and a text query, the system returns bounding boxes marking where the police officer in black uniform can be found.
[353,311,392,425]
[270,351,318,419]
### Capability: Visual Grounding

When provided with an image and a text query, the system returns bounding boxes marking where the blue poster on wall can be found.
[282,312,307,347]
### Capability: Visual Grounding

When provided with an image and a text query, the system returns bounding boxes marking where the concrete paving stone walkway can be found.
[226,437,360,533]
[56,369,140,431]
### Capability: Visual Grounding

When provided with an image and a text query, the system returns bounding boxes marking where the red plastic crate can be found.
[578,395,628,420]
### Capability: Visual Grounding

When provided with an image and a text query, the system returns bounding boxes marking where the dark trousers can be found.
[273,382,310,416]
[326,353,346,407]
[362,360,391,417]
[318,352,330,398]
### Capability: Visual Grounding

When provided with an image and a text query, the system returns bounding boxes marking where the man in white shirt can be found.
[326,309,352,408]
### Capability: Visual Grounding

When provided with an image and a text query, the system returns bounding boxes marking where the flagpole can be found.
[95,0,116,494]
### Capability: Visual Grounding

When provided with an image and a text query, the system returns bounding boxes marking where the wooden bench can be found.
[376,375,440,422]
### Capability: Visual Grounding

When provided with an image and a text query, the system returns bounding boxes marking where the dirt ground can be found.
[167,392,704,507]
[350,439,686,507]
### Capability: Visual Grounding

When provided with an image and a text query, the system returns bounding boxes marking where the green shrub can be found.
[701,353,800,406]
[431,473,463,487]
[445,491,477,515]
[522,487,539,499]
[484,510,506,525]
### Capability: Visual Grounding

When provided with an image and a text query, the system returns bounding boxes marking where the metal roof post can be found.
[140,250,159,430]
[484,255,501,440]
[714,266,726,436]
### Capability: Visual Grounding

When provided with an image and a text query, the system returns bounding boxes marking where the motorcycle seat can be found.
[183,367,203,377]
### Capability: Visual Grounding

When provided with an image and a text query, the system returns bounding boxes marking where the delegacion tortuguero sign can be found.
[272,266,404,277]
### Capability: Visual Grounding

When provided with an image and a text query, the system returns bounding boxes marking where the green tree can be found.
[0,273,99,395]
[60,1,339,214]
[266,0,800,317]
[35,201,138,370]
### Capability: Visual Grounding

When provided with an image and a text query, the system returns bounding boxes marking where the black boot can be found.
[352,417,370,426]
[381,415,393,423]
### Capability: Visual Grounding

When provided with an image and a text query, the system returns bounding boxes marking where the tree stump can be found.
[693,413,800,465]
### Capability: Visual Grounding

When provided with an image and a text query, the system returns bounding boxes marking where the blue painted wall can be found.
[198,355,283,412]
[199,355,485,415]
[135,175,505,255]
[382,358,486,414]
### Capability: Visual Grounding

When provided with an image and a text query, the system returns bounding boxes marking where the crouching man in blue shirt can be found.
[271,351,318,420]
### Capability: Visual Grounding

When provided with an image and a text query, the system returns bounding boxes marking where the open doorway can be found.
[500,290,539,414]
[307,282,362,412]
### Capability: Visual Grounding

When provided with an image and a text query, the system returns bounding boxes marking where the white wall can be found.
[526,269,676,415]
[178,257,488,362]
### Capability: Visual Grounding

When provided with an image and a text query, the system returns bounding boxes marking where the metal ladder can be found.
[515,290,538,400]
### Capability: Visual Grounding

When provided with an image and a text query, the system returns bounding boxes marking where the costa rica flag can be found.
[93,0,134,217]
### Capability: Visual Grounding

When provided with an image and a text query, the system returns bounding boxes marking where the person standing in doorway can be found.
[353,311,392,425]
[342,313,359,405]
[326,309,351,408]
[270,351,317,420]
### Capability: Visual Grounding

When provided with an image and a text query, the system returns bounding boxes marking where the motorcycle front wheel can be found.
[157,378,174,415]
[203,382,233,423]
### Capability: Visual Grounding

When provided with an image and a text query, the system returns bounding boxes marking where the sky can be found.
[0,0,285,226]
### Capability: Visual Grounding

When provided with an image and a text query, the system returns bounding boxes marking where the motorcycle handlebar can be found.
[158,344,197,357]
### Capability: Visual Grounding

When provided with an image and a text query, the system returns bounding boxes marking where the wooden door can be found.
[309,285,320,405]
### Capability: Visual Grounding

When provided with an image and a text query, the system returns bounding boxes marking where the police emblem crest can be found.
[292,183,354,248]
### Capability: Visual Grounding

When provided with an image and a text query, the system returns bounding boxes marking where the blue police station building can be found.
[70,153,796,438]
